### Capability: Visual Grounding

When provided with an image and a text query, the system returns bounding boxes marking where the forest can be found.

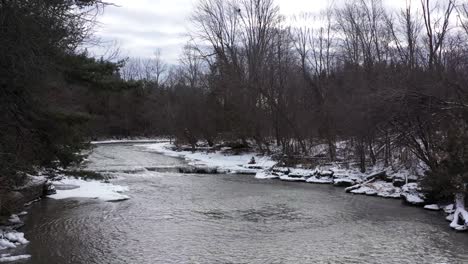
[1,0,467,203]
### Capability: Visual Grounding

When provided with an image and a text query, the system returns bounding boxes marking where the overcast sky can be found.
[90,0,407,64]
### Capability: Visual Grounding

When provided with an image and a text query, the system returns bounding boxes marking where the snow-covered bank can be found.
[0,218,30,262]
[91,138,171,145]
[138,142,276,174]
[48,177,129,202]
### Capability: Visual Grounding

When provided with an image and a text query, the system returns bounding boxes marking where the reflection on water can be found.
[17,145,468,264]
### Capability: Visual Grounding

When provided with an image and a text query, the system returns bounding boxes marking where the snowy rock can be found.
[0,254,31,262]
[444,204,455,214]
[351,186,378,196]
[7,215,21,225]
[44,180,57,195]
[0,231,29,250]
[401,183,425,205]
[272,167,291,174]
[255,171,279,180]
[279,175,306,182]
[424,204,441,211]
[333,178,355,187]
[446,214,455,222]
[3,232,28,245]
[317,170,334,177]
[306,176,334,184]
[454,225,468,232]
[401,193,425,206]
[392,178,406,187]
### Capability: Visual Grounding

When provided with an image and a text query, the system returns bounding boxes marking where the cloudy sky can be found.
[91,0,407,64]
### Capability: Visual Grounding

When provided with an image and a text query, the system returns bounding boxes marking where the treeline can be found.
[1,0,467,201]
[110,0,468,201]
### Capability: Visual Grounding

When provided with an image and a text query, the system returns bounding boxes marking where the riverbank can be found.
[137,141,466,232]
[0,171,130,262]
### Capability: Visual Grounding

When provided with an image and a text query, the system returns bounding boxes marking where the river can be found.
[17,144,468,263]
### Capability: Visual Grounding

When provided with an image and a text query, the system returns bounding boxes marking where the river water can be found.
[18,144,468,263]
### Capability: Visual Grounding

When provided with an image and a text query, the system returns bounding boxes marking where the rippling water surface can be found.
[19,144,468,263]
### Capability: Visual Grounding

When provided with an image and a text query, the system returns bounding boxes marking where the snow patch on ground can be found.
[48,177,129,202]
[139,142,276,173]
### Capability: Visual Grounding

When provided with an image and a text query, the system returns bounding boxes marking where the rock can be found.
[44,180,57,195]
[179,166,218,174]
[7,215,22,225]
[306,176,334,184]
[401,193,425,206]
[272,167,290,174]
[318,170,334,177]
[392,178,406,187]
[444,204,455,214]
[279,175,306,182]
[333,178,355,187]
[446,214,455,222]
[364,171,386,181]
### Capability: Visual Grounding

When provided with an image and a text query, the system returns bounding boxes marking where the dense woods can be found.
[1,0,467,203]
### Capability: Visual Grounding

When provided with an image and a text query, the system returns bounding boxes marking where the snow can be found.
[0,231,29,250]
[444,204,455,214]
[424,204,441,211]
[333,178,356,186]
[48,177,129,202]
[347,181,402,198]
[401,193,425,205]
[3,233,28,245]
[139,142,276,173]
[254,171,279,179]
[306,176,334,184]
[450,194,468,231]
[0,254,31,262]
[279,175,306,182]
[91,138,170,145]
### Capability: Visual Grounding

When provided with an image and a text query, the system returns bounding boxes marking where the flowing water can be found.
[16,144,468,263]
